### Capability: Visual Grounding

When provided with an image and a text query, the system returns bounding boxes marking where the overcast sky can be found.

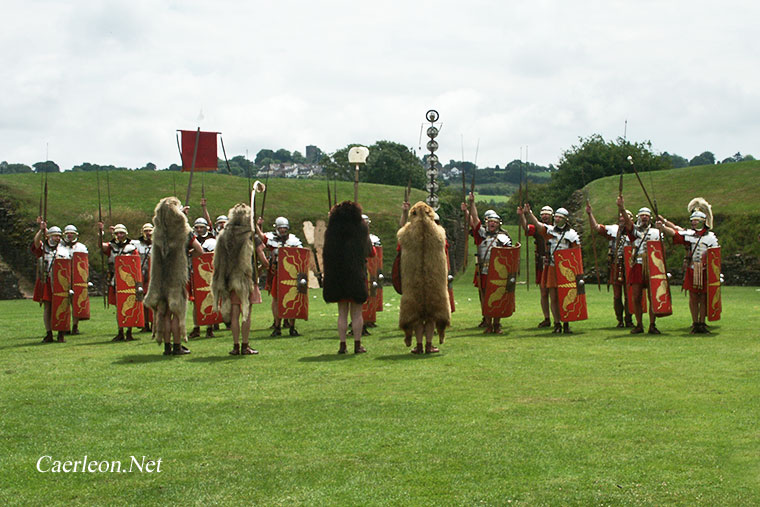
[2,0,758,171]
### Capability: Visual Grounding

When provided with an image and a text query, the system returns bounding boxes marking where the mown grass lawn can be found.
[1,267,759,505]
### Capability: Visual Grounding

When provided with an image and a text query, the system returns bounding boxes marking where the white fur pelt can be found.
[211,203,254,322]
[397,201,451,342]
[144,197,191,342]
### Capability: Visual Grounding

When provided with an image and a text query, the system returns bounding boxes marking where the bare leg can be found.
[230,304,241,345]
[424,321,435,345]
[414,322,424,346]
[337,302,349,343]
[43,301,52,332]
[539,286,550,320]
[349,303,363,340]
[242,304,252,343]
[548,288,560,323]
[632,284,644,328]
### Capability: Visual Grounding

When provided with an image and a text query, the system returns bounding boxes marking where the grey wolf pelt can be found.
[397,201,451,342]
[144,197,191,342]
[211,203,254,322]
[322,201,370,304]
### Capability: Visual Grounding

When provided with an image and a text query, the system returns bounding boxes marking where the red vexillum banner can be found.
[180,130,219,172]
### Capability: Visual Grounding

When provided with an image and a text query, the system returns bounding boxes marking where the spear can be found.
[461,170,469,272]
[96,166,107,308]
[184,127,201,207]
[260,162,270,219]
[517,152,523,266]
[524,154,530,291]
[610,159,626,292]
[327,177,332,212]
[579,165,602,291]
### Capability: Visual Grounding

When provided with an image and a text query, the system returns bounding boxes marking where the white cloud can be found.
[1,0,758,170]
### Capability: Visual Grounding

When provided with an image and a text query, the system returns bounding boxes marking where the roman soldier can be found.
[520,204,580,334]
[31,220,62,342]
[212,203,258,356]
[255,216,304,337]
[145,197,203,355]
[657,198,719,334]
[519,205,554,327]
[136,223,153,333]
[214,215,228,235]
[323,201,374,354]
[55,224,89,337]
[357,213,381,334]
[617,196,662,334]
[187,216,217,339]
[586,204,634,328]
[98,222,140,341]
[464,193,513,334]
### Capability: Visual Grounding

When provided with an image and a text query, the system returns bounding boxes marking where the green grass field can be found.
[2,251,759,505]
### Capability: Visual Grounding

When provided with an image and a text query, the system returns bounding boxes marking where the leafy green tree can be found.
[689,151,715,166]
[662,152,688,168]
[323,141,425,188]
[292,150,306,163]
[273,149,292,163]
[138,162,157,171]
[33,161,60,173]
[254,149,275,166]
[0,161,32,174]
[533,134,670,208]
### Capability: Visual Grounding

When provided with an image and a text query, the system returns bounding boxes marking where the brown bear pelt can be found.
[322,201,370,304]
[144,196,192,342]
[211,203,254,322]
[397,201,451,342]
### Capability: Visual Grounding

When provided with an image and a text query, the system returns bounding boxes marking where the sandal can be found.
[410,344,424,354]
[425,343,440,354]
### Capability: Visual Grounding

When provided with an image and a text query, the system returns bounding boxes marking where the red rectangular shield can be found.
[374,246,384,312]
[193,252,223,326]
[646,240,672,317]
[71,251,90,320]
[362,253,380,322]
[51,258,72,331]
[554,247,588,322]
[623,246,647,314]
[115,255,145,328]
[180,130,218,172]
[706,246,721,321]
[482,245,520,318]
[277,246,310,320]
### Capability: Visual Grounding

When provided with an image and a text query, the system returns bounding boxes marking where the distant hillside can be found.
[0,172,428,288]
[585,160,760,221]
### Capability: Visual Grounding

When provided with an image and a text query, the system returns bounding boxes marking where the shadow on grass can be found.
[188,355,245,363]
[112,354,170,365]
[374,352,443,361]
[298,353,354,363]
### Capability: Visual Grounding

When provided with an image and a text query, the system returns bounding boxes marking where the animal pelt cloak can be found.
[144,197,192,342]
[211,203,254,322]
[322,201,370,304]
[397,201,451,342]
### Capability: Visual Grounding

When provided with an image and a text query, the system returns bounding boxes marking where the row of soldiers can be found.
[31,192,720,352]
[465,194,720,336]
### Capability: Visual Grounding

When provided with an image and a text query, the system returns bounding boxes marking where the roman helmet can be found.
[687,197,713,229]
[274,217,290,230]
